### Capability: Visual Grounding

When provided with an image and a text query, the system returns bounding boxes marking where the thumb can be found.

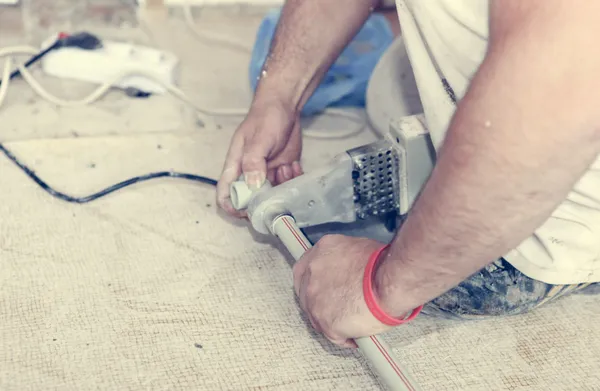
[241,140,270,190]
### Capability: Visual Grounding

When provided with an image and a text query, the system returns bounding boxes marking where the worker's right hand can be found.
[217,99,303,217]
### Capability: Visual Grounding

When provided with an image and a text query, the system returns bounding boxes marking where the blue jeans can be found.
[303,220,599,319]
[421,257,598,319]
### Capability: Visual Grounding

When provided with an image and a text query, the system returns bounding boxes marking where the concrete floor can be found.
[1,3,599,390]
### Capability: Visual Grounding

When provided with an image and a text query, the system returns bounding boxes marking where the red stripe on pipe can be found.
[279,216,416,389]
[282,216,310,251]
[370,336,417,391]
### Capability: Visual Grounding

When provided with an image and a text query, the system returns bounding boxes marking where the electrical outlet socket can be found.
[40,35,179,94]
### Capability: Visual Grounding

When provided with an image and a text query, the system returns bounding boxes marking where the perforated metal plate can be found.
[347,140,400,219]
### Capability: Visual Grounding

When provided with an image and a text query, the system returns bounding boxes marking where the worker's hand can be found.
[293,234,394,348]
[217,99,303,216]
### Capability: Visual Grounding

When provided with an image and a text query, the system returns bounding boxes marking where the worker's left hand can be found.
[293,234,393,348]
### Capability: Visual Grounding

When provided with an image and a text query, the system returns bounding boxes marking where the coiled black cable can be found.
[0,143,217,204]
[0,32,219,204]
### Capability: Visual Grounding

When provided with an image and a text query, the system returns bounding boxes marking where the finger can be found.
[217,137,244,214]
[279,164,293,183]
[296,273,324,334]
[296,271,310,319]
[306,311,323,333]
[345,339,358,349]
[318,328,356,348]
[292,255,309,298]
[216,166,241,214]
[291,161,303,177]
[332,338,357,349]
[274,166,283,185]
[317,328,349,348]
[267,168,277,185]
[241,138,271,190]
[276,165,293,184]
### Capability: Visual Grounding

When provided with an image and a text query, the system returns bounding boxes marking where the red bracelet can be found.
[363,245,423,326]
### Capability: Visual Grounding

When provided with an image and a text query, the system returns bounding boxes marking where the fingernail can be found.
[281,165,291,181]
[292,161,303,175]
[244,171,265,190]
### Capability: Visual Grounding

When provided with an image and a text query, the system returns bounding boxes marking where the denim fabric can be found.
[303,224,599,319]
[422,258,598,319]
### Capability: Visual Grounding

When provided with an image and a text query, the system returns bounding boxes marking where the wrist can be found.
[252,76,304,116]
[372,247,401,317]
[363,245,423,326]
[372,247,416,319]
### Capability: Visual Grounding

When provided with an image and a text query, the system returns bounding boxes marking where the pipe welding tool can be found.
[232,114,434,234]
[230,114,435,391]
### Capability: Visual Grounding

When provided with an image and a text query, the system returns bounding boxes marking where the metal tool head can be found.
[231,114,435,235]
[230,139,402,235]
[347,140,401,220]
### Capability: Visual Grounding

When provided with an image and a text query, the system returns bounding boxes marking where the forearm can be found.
[375,0,600,316]
[253,0,379,112]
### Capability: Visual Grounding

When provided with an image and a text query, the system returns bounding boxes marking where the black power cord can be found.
[0,31,217,203]
[0,143,217,204]
[0,31,217,204]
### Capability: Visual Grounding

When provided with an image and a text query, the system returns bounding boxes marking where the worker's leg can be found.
[302,222,598,319]
[421,258,599,319]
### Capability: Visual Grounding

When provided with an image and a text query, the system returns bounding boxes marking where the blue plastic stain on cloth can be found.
[249,9,394,116]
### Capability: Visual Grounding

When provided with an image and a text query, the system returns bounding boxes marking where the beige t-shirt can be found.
[395,0,600,284]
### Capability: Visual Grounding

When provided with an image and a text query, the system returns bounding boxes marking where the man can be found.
[217,0,600,348]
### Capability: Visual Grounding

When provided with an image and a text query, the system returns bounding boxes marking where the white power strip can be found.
[40,35,179,94]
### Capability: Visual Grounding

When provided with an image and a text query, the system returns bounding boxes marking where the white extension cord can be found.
[0,45,246,116]
[40,37,180,95]
[0,30,366,139]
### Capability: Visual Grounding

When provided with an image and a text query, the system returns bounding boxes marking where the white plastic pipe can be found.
[230,180,255,210]
[230,179,273,211]
[271,215,422,391]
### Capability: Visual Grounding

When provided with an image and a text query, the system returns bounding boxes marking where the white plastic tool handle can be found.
[271,215,421,391]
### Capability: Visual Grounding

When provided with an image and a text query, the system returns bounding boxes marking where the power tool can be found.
[230,114,435,391]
